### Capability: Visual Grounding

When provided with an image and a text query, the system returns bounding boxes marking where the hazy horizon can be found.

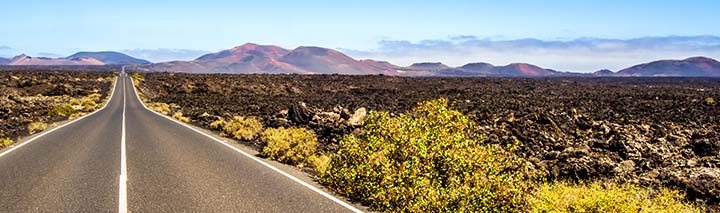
[2,0,719,72]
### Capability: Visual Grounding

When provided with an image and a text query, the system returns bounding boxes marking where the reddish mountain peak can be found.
[496,63,556,76]
[197,43,289,61]
[232,42,260,48]
[508,63,541,72]
[279,46,392,74]
[290,46,343,56]
[283,46,356,63]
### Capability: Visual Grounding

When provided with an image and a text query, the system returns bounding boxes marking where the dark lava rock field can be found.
[0,70,114,140]
[135,73,720,208]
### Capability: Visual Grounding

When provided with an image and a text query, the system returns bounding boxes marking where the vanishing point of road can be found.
[0,71,361,212]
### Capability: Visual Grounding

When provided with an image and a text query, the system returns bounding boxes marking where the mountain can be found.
[138,43,305,73]
[67,51,151,65]
[196,43,289,62]
[8,54,105,66]
[593,69,616,76]
[493,63,560,76]
[404,62,451,71]
[130,43,720,77]
[278,46,392,74]
[414,62,562,77]
[196,43,306,73]
[0,57,10,65]
[138,43,397,75]
[359,59,400,70]
[616,57,720,77]
[459,62,495,73]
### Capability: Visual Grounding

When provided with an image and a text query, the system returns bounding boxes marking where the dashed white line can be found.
[128,76,363,213]
[119,72,128,213]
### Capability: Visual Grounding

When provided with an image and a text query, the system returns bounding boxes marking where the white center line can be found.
[119,72,128,213]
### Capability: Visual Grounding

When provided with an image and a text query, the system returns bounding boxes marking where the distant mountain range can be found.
[3,44,720,77]
[134,43,398,75]
[0,57,11,65]
[0,51,149,66]
[68,51,151,65]
[612,57,720,77]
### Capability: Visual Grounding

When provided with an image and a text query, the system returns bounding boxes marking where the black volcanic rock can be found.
[617,57,720,77]
[68,51,151,65]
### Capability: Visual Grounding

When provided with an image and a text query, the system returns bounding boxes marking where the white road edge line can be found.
[0,72,121,158]
[128,77,364,213]
[119,72,128,213]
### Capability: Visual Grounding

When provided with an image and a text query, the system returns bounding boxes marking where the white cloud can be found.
[341,36,720,72]
[121,48,210,63]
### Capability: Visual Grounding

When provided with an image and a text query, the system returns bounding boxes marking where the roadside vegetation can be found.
[261,127,318,168]
[0,71,115,151]
[321,98,538,212]
[0,138,13,149]
[131,73,708,212]
[27,122,48,134]
[146,102,174,115]
[210,116,264,140]
[529,181,700,212]
[50,93,103,119]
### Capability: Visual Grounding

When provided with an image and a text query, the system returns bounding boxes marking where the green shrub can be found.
[81,93,101,111]
[529,181,701,213]
[51,94,102,118]
[220,116,264,141]
[320,98,537,212]
[707,97,716,105]
[0,138,13,148]
[261,127,318,167]
[210,118,227,130]
[147,102,171,115]
[28,122,48,134]
[172,112,190,123]
[308,154,332,176]
[51,103,78,118]
[130,73,144,81]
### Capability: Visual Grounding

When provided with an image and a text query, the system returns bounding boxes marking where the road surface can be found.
[0,72,360,212]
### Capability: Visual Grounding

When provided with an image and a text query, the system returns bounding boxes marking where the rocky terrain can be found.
[0,70,114,141]
[134,73,720,209]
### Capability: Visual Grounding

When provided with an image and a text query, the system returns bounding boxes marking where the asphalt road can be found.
[0,72,360,212]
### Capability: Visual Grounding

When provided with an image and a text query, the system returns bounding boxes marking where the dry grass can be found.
[172,112,190,123]
[27,122,48,134]
[529,181,701,213]
[261,127,318,167]
[0,138,13,149]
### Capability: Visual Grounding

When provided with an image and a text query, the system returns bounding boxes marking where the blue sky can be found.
[1,0,719,71]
